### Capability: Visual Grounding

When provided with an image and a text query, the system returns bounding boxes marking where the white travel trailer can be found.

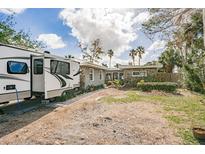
[0,43,80,104]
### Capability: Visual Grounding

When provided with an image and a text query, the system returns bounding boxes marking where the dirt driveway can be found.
[0,88,182,144]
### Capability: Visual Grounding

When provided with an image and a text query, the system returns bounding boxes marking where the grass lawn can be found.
[100,89,205,144]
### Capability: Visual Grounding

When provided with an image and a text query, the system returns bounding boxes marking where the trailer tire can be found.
[49,97,56,102]
[24,97,31,101]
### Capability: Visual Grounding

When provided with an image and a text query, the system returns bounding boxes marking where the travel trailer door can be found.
[32,56,45,95]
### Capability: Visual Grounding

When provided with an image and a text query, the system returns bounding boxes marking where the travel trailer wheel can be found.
[48,97,56,102]
[24,97,31,101]
[74,87,80,91]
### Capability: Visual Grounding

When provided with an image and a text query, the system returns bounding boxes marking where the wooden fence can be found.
[152,73,182,82]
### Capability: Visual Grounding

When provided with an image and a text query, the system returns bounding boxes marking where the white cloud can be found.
[37,34,66,49]
[59,8,142,57]
[147,40,166,51]
[142,40,166,64]
[134,11,151,23]
[0,8,26,14]
[100,55,128,67]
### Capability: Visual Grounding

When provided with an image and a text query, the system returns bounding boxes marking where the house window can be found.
[119,73,124,80]
[7,61,28,74]
[89,68,94,81]
[113,73,118,80]
[34,59,43,74]
[132,71,147,77]
[99,70,103,80]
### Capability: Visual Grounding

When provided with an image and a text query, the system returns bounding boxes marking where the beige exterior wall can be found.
[123,68,158,79]
[80,66,105,89]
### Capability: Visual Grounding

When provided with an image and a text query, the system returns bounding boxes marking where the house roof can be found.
[118,65,163,70]
[80,62,108,70]
[106,68,122,72]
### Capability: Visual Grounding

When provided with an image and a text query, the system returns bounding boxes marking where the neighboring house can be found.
[80,62,107,89]
[105,64,163,81]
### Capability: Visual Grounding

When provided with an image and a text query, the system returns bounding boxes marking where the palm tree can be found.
[107,49,114,68]
[136,46,145,66]
[129,49,136,65]
[159,46,182,73]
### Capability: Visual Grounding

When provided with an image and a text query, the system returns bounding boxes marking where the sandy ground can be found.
[0,88,182,144]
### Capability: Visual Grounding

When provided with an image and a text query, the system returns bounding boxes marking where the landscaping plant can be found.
[137,82,178,93]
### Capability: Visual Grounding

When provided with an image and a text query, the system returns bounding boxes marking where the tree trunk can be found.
[165,65,174,73]
[138,57,140,66]
[109,57,112,68]
[133,57,135,65]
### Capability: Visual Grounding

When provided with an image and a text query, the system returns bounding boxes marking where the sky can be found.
[0,8,166,66]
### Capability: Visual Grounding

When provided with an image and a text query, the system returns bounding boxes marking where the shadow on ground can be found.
[0,100,56,139]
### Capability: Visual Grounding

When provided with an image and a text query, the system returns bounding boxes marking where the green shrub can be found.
[85,84,104,92]
[56,90,76,102]
[86,85,95,92]
[137,82,178,93]
[106,81,113,86]
[183,64,205,94]
[139,80,145,84]
[95,84,104,90]
[124,76,159,87]
[113,79,124,88]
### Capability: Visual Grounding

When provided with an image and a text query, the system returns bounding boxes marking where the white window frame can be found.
[132,71,147,77]
[99,70,103,80]
[89,68,94,81]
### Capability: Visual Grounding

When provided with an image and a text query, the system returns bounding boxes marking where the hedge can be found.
[137,82,178,93]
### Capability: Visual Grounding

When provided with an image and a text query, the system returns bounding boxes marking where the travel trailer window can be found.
[34,59,43,74]
[89,68,94,81]
[51,60,70,75]
[7,61,28,74]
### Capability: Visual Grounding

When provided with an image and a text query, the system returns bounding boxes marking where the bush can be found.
[85,85,95,92]
[95,84,104,90]
[85,84,104,92]
[124,76,159,87]
[183,64,205,94]
[137,82,178,93]
[113,80,124,89]
[106,81,113,86]
[56,90,76,102]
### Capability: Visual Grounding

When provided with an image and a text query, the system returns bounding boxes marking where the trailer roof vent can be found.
[44,51,50,54]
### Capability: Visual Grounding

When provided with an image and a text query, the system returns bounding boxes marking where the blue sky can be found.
[0,8,166,66]
[14,8,80,56]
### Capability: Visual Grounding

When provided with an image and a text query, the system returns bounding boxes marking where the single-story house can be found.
[80,61,163,88]
[80,62,107,89]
